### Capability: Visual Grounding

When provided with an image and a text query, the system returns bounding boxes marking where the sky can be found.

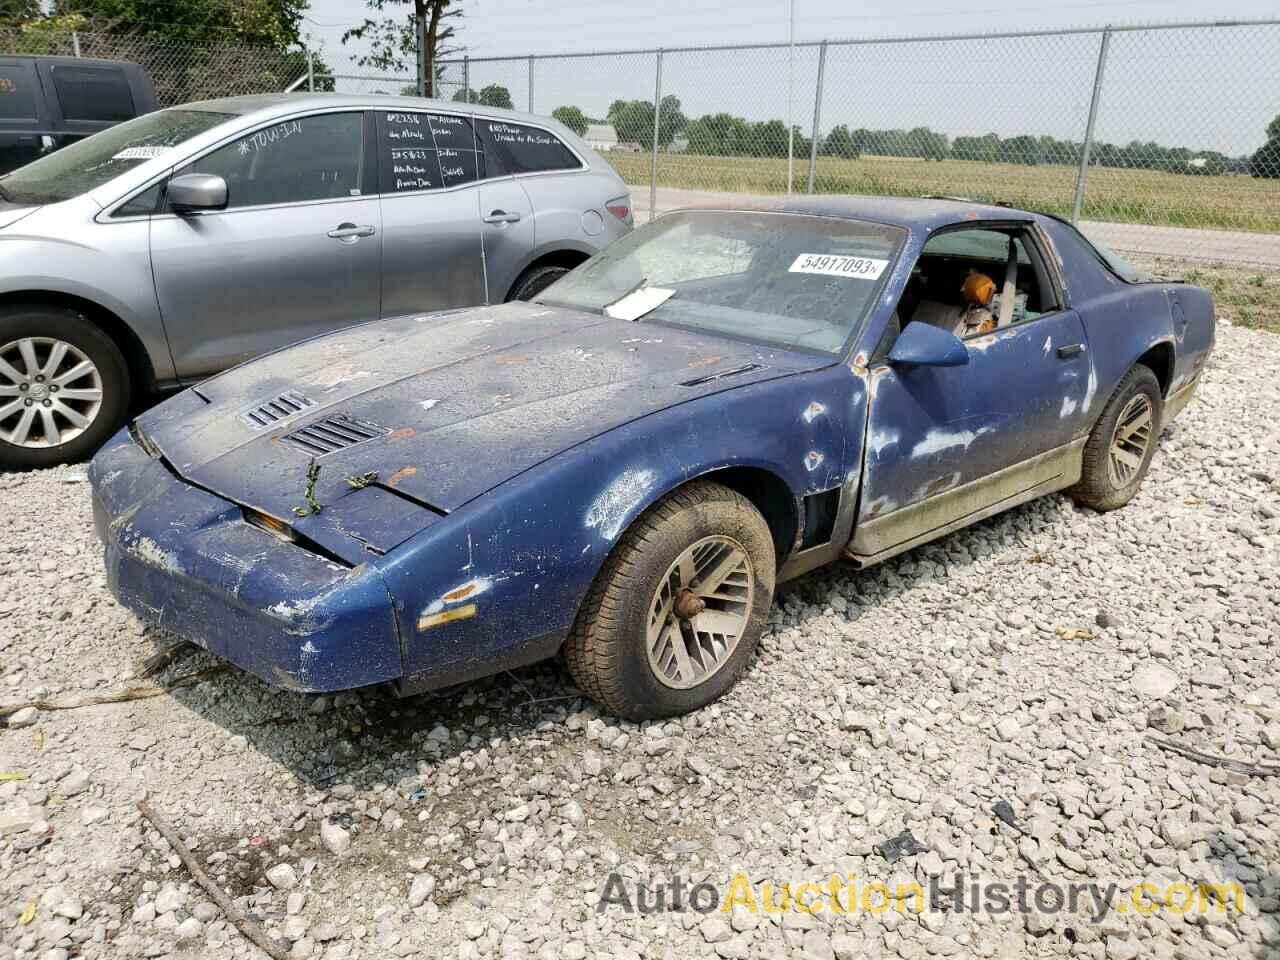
[301,0,1280,155]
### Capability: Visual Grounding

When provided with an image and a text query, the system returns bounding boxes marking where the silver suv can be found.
[0,93,633,468]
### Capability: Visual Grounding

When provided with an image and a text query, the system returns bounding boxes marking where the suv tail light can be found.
[606,196,632,225]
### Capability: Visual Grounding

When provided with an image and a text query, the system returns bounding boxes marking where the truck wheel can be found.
[506,265,568,302]
[1070,364,1163,512]
[0,306,129,470]
[564,481,775,720]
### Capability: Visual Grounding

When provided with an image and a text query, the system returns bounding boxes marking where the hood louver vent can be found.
[280,414,390,457]
[679,362,766,387]
[240,390,315,430]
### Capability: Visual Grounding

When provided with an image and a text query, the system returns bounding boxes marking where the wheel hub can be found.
[1107,393,1154,489]
[646,535,754,690]
[0,337,104,449]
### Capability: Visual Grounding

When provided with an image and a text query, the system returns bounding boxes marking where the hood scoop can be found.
[240,390,315,430]
[279,414,389,457]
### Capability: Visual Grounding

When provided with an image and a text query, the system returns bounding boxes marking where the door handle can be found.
[327,223,376,242]
[483,210,521,224]
[1056,343,1086,359]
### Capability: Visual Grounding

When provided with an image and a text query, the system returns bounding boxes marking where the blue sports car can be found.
[89,197,1215,719]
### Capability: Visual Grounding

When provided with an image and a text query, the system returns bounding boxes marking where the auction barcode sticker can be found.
[788,253,889,280]
[112,146,172,160]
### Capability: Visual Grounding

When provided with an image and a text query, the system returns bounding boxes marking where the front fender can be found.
[376,363,866,688]
[0,234,175,383]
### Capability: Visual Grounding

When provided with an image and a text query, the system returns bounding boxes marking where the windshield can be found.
[0,108,234,205]
[538,210,905,354]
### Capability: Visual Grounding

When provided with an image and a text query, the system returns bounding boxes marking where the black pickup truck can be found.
[0,55,157,174]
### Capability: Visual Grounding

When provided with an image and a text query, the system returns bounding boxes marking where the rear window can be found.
[51,65,135,122]
[475,119,581,175]
[0,65,38,121]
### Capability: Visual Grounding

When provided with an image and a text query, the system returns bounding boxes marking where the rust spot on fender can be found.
[389,428,416,441]
[442,582,478,602]
[388,466,418,487]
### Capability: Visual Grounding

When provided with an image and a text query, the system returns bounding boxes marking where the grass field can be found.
[608,151,1280,234]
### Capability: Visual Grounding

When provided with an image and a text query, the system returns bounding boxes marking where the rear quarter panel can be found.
[1041,218,1191,422]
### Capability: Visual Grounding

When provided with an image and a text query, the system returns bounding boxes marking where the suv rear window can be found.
[475,119,581,175]
[0,65,38,120]
[51,65,135,122]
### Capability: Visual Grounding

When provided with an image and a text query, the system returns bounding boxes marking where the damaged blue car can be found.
[89,197,1214,719]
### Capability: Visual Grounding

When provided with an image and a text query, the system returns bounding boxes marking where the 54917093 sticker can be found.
[788,253,889,280]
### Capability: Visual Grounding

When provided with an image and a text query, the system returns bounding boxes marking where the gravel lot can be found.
[0,320,1277,960]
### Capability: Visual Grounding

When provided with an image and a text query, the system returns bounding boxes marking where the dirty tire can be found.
[0,306,130,471]
[1070,363,1163,512]
[506,265,568,302]
[564,481,775,720]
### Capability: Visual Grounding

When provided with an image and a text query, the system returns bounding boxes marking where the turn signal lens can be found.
[243,508,295,542]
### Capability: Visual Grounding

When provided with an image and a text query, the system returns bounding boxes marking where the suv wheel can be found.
[0,306,130,470]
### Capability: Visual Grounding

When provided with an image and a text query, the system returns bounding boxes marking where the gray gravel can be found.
[1,320,1277,960]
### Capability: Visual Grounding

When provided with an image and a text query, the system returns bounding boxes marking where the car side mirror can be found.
[887,321,969,368]
[167,173,227,214]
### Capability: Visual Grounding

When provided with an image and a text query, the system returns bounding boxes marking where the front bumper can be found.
[89,429,403,692]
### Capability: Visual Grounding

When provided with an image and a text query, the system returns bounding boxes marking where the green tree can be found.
[451,86,475,103]
[0,0,40,20]
[1251,137,1280,178]
[821,124,858,159]
[1267,114,1280,142]
[953,133,1000,162]
[607,97,684,151]
[477,83,512,108]
[342,0,460,97]
[998,134,1040,166]
[53,0,305,45]
[551,105,588,136]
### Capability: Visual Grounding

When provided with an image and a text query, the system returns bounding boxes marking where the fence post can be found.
[650,49,663,224]
[463,56,470,102]
[71,30,81,57]
[306,49,314,92]
[807,40,827,195]
[528,55,535,112]
[1072,26,1111,224]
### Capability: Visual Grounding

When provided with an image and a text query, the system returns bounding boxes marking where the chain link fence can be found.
[441,19,1280,265]
[3,19,1279,264]
[0,25,313,104]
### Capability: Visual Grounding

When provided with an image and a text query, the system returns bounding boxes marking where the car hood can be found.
[140,301,830,523]
[0,201,39,230]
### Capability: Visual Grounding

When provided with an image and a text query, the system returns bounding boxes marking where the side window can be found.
[475,119,581,175]
[0,64,39,121]
[375,110,484,194]
[902,226,1056,339]
[113,182,163,218]
[51,65,135,122]
[179,112,365,210]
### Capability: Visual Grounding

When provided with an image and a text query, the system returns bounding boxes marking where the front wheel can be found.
[564,481,775,720]
[1070,364,1163,511]
[0,307,130,470]
[506,264,569,302]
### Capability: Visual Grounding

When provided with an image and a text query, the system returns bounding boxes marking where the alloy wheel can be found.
[646,535,754,690]
[1107,392,1154,488]
[0,337,104,448]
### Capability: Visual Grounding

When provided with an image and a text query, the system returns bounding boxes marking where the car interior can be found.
[895,225,1060,340]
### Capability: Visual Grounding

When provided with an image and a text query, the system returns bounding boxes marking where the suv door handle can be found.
[327,223,376,242]
[1056,343,1086,359]
[483,210,521,224]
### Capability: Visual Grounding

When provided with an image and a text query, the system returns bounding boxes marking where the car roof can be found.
[669,193,1039,231]
[179,92,555,128]
[0,54,144,70]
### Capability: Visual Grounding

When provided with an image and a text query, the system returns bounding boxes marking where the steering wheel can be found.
[780,290,831,320]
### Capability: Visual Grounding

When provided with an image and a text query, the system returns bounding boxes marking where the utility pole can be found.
[415,5,427,97]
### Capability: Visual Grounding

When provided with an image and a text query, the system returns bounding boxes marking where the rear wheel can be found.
[0,307,129,470]
[506,264,569,302]
[1070,364,1162,511]
[564,481,775,720]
